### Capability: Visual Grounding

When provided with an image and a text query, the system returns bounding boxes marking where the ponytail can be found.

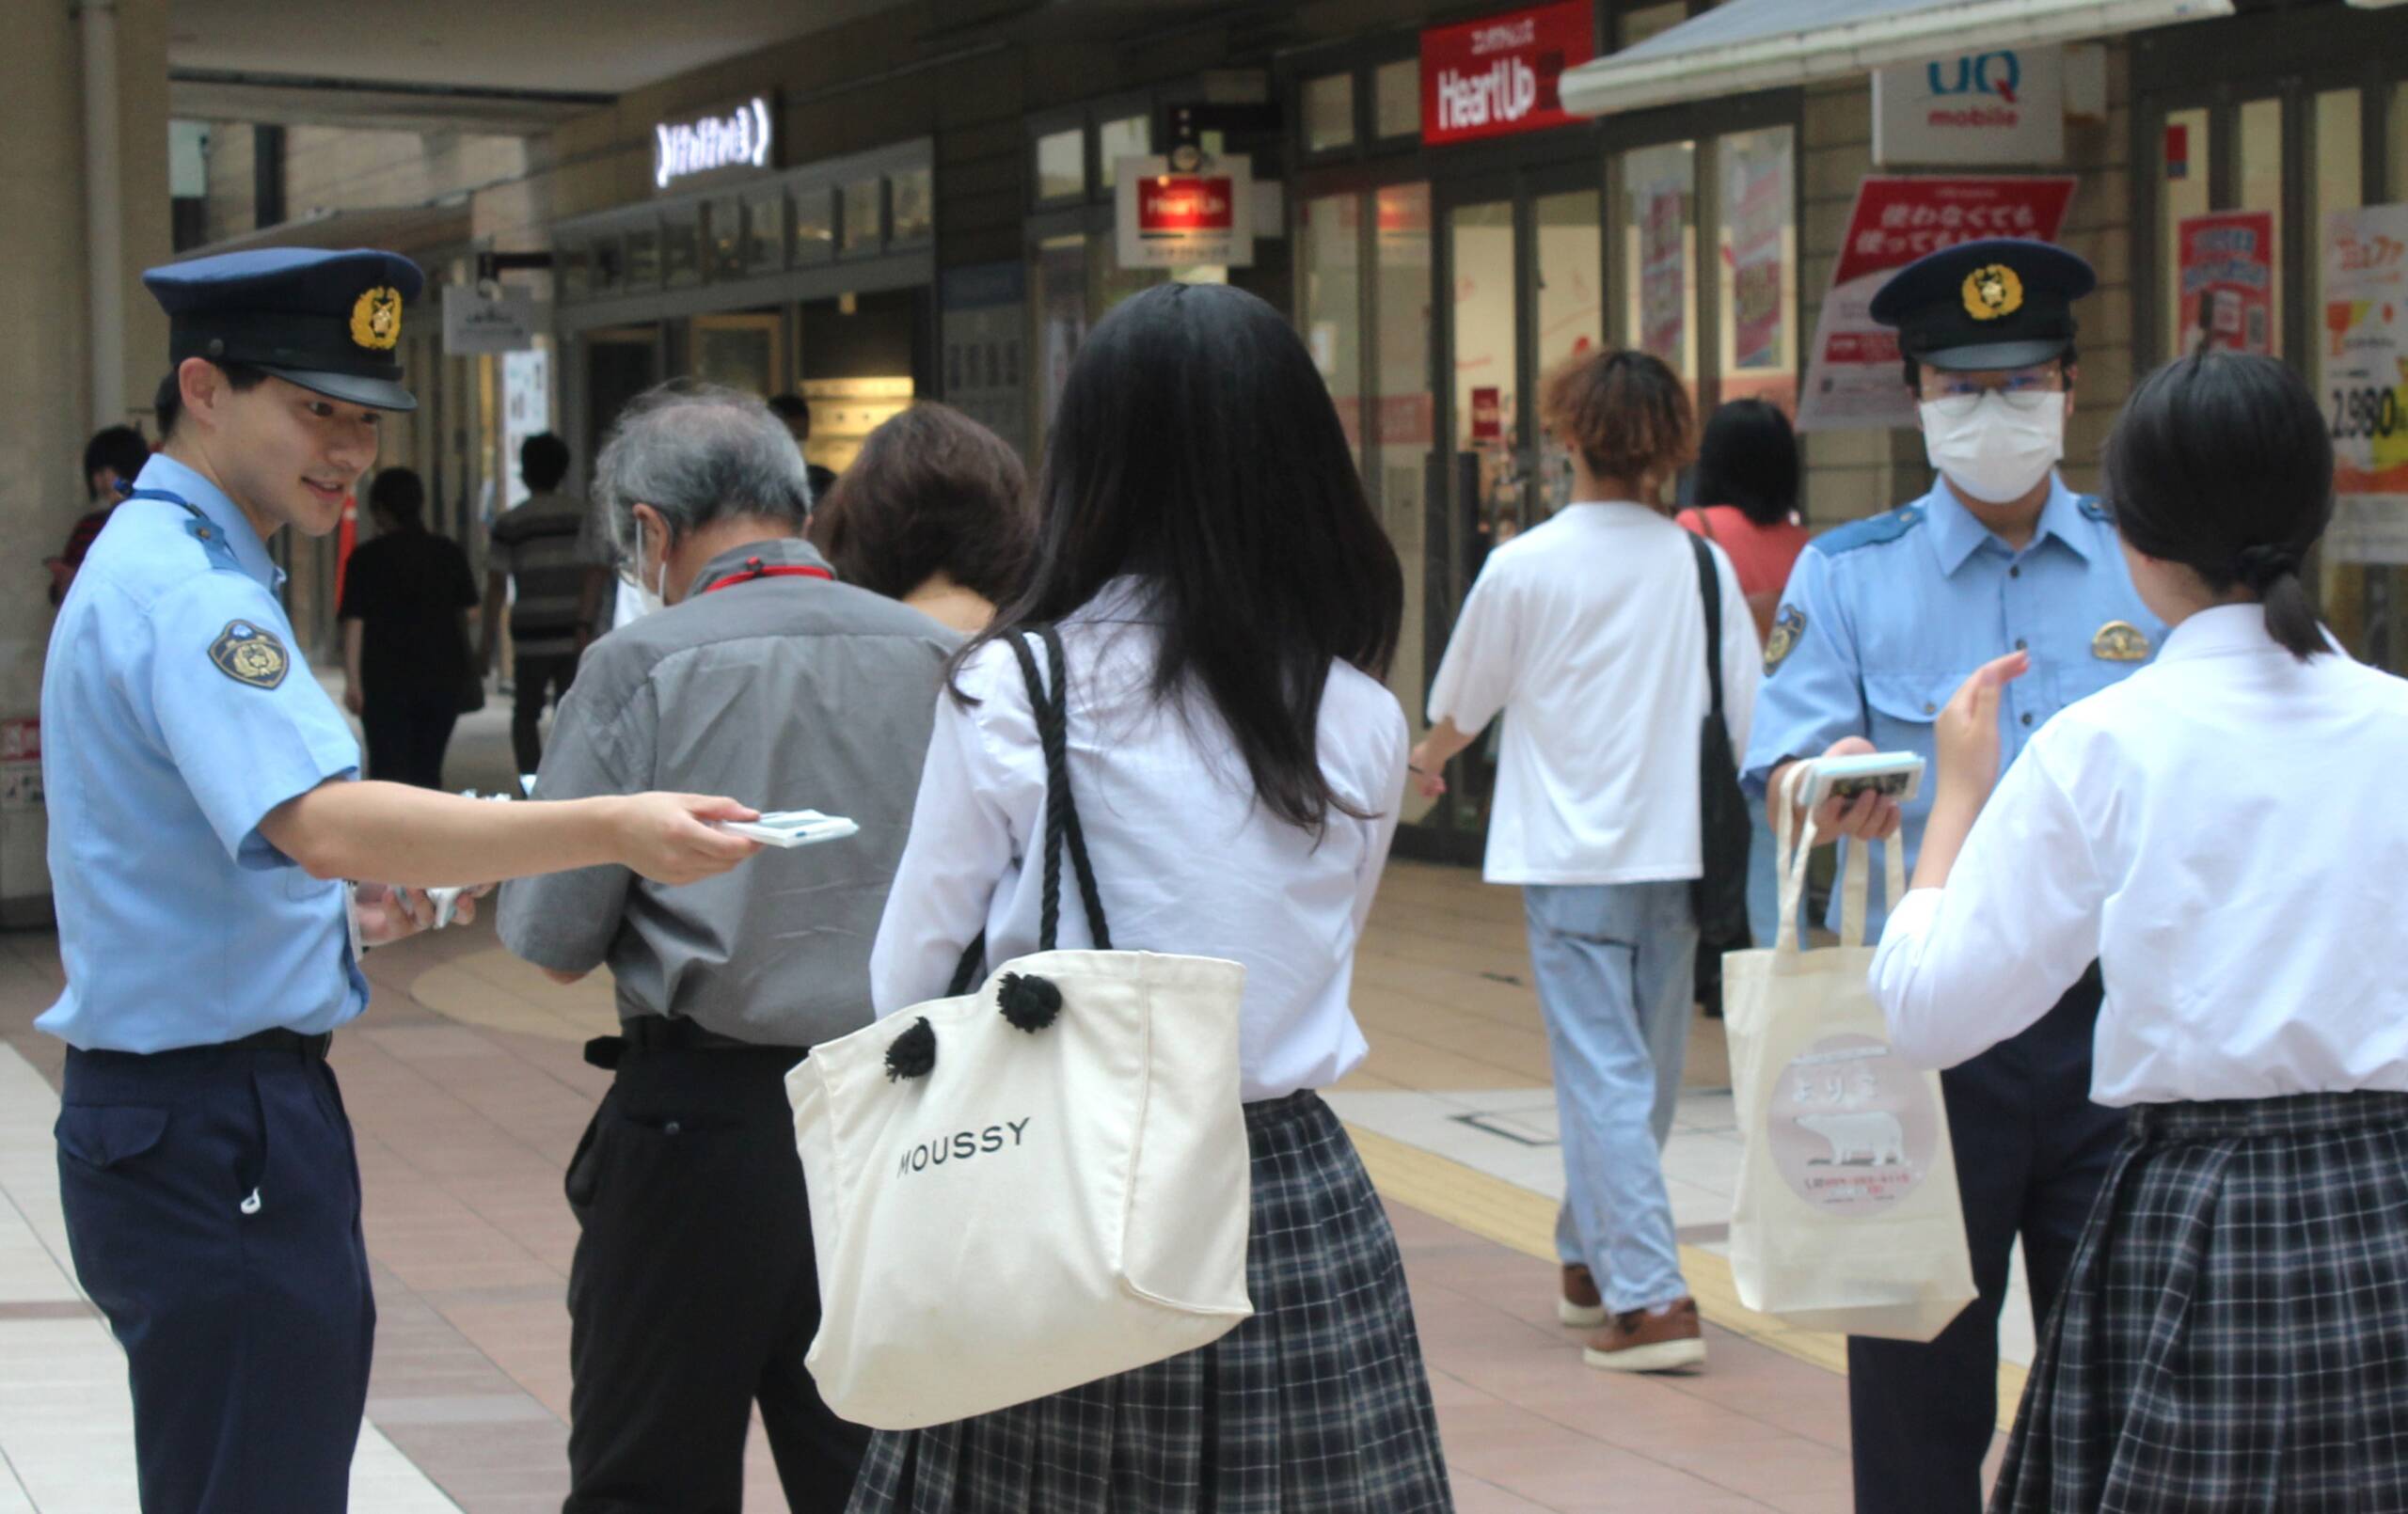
[2233,544,2326,661]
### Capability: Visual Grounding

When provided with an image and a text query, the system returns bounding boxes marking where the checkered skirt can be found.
[844,1090,1454,1514]
[1994,1091,2408,1513]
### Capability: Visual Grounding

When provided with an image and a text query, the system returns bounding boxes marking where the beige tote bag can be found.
[1721,765,1977,1342]
[786,627,1253,1430]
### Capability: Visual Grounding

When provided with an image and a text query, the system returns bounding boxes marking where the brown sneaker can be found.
[1582,1298,1705,1373]
[1558,1264,1607,1329]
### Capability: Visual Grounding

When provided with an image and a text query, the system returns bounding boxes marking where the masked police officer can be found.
[1741,239,2165,1514]
[41,247,768,1514]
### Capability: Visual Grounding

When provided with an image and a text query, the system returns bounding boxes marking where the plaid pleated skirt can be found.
[1994,1091,2408,1513]
[844,1089,1454,1514]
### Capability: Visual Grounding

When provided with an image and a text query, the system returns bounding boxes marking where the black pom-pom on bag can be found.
[884,1017,937,1081]
[996,973,1064,1033]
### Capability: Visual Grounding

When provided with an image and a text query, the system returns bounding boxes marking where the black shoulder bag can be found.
[1688,535,1752,952]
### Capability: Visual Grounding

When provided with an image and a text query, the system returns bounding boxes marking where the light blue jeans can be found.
[1525,881,1696,1315]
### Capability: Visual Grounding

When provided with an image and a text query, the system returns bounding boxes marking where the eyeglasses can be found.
[1924,371,2065,419]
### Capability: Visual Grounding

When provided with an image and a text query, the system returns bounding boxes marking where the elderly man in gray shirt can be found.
[499,381,956,1514]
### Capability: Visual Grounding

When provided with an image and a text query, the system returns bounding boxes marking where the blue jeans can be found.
[1524,881,1696,1315]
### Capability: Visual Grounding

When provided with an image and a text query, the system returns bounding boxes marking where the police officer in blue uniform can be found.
[1742,239,2165,1514]
[41,247,768,1513]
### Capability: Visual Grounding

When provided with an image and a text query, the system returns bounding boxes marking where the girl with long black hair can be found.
[1872,350,2408,1508]
[857,281,1452,1513]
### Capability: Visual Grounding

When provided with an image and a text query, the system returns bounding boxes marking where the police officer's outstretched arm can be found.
[1741,546,1903,846]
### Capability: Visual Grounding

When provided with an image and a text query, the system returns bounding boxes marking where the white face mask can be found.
[618,520,671,621]
[1920,390,2064,505]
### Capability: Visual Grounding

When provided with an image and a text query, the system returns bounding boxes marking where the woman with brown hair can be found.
[1409,348,1759,1373]
[808,402,1035,634]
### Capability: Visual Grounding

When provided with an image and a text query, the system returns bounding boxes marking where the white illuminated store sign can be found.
[654,97,774,190]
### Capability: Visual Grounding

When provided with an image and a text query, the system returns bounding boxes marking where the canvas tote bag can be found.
[1721,764,1977,1342]
[786,625,1254,1430]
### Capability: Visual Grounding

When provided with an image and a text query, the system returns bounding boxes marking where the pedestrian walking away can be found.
[485,430,611,773]
[1872,350,2408,1512]
[338,465,479,788]
[40,245,768,1514]
[499,383,958,1513]
[1743,237,2165,1514]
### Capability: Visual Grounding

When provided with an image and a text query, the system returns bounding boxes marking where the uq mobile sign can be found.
[654,96,775,190]
[1421,0,1596,148]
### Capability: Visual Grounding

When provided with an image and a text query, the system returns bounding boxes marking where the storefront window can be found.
[746,192,785,275]
[2238,97,2285,355]
[1536,189,1604,514]
[2314,88,2368,655]
[1303,193,1364,460]
[892,166,935,243]
[2159,107,2210,359]
[1037,129,1085,201]
[592,235,625,295]
[792,186,835,265]
[558,241,591,302]
[1305,74,1356,154]
[1035,234,1088,449]
[625,223,663,290]
[1374,184,1435,798]
[662,215,702,289]
[1717,126,1798,410]
[1099,115,1150,179]
[1374,59,1421,140]
[707,197,746,281]
[690,311,782,398]
[843,178,883,255]
[1622,142,1697,381]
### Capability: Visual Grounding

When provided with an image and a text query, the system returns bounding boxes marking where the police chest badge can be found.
[210,621,290,689]
[1766,604,1807,673]
[1961,264,2024,323]
[350,286,403,351]
[2091,620,2150,662]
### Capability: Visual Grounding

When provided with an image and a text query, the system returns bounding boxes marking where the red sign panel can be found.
[1421,1,1596,149]
[2178,211,2275,355]
[1828,176,2077,287]
[1137,177,1237,237]
[1469,386,1504,442]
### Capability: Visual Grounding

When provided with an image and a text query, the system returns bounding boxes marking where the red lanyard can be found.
[699,557,832,595]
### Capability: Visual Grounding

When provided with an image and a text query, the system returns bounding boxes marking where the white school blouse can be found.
[868,585,1407,1104]
[1871,605,2408,1105]
[1425,501,1760,886]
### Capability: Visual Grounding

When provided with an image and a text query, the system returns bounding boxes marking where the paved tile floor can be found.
[0,694,2006,1511]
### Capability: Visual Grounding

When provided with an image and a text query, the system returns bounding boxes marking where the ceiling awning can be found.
[1559,0,2236,118]
[176,202,476,264]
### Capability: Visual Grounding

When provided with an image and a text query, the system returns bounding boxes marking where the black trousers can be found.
[56,1042,374,1514]
[1847,968,2119,1514]
[512,651,578,776]
[362,685,458,789]
[563,1042,868,1514]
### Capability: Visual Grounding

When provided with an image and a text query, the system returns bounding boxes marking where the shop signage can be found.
[653,95,775,191]
[1725,137,1792,371]
[1796,175,2077,433]
[2177,211,2275,358]
[1874,47,2065,166]
[441,286,538,355]
[1114,155,1256,269]
[2320,203,2408,564]
[1469,386,1504,442]
[500,350,550,511]
[1419,0,1595,149]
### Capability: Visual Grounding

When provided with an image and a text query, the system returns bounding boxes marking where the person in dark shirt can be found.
[47,424,153,606]
[339,467,480,787]
[768,392,840,505]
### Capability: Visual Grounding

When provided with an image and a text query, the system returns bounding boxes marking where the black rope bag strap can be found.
[1004,625,1112,953]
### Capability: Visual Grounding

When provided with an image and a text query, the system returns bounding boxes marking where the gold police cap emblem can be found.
[351,286,404,351]
[210,620,291,689]
[1961,263,2024,323]
[2092,620,2150,663]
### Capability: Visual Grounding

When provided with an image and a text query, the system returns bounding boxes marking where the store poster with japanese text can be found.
[1797,176,2076,432]
[2323,204,2408,565]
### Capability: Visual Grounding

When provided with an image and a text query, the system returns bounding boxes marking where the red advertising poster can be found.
[1421,0,1596,149]
[2178,211,2275,356]
[1470,386,1504,442]
[1137,177,1237,237]
[1796,175,2078,432]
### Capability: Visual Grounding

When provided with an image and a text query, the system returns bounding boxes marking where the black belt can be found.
[584,1017,804,1069]
[230,1028,335,1060]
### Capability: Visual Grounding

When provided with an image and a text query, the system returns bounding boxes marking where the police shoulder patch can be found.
[1765,604,1807,673]
[209,621,290,689]
[1808,503,1926,558]
[2075,494,2112,525]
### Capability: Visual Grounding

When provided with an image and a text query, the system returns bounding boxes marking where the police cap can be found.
[143,247,426,413]
[1867,237,2095,373]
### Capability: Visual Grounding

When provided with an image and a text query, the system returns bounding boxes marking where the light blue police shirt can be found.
[1740,471,2165,934]
[37,455,367,1052]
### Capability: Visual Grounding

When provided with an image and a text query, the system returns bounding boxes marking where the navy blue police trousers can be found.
[55,1039,373,1514]
[1846,968,2118,1514]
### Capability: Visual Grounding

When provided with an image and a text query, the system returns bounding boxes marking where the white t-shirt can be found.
[1873,605,2408,1105]
[869,584,1406,1103]
[1426,501,1760,886]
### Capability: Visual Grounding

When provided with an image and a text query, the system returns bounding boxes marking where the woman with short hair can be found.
[857,282,1451,1513]
[1410,349,1759,1373]
[808,402,1034,634]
